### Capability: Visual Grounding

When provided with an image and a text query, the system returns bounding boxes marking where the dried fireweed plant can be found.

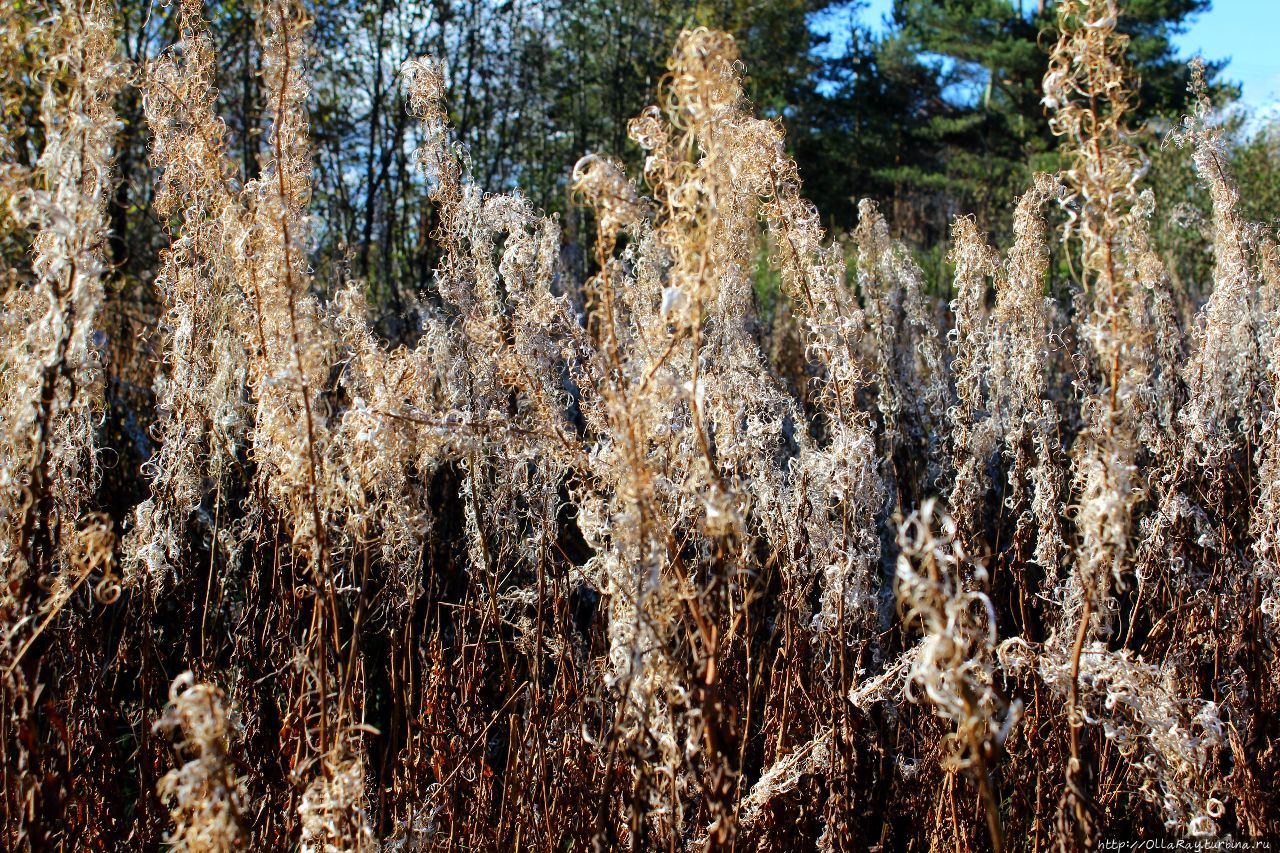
[0,0,1275,850]
[154,672,248,852]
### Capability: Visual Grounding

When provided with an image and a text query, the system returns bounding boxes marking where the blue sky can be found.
[853,0,1280,119]
[1176,0,1280,119]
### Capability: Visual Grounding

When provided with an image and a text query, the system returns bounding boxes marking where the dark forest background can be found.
[4,0,1278,334]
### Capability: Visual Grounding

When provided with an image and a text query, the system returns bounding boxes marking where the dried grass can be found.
[0,1,1276,850]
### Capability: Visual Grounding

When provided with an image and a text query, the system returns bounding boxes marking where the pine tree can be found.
[873,0,1234,238]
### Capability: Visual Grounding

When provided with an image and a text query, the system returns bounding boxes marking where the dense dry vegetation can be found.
[0,0,1277,849]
